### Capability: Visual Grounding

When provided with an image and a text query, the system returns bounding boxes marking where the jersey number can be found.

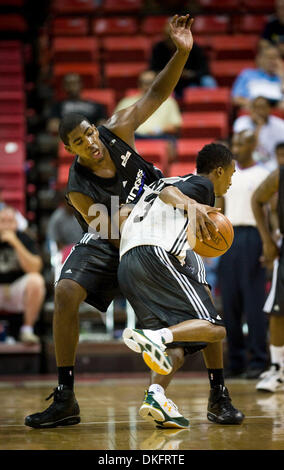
[133,193,158,223]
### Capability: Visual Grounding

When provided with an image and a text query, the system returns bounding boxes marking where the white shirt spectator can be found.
[233,114,284,171]
[224,163,270,226]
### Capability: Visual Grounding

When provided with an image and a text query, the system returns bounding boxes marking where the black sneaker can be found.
[24,385,80,429]
[207,385,244,425]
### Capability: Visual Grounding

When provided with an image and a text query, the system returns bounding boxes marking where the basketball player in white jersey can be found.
[117,143,245,428]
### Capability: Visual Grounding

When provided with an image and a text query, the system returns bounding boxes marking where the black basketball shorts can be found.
[58,235,121,312]
[118,245,224,355]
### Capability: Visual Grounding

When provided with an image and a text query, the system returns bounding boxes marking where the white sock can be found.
[270,345,284,369]
[158,328,173,344]
[20,325,33,334]
[149,384,165,395]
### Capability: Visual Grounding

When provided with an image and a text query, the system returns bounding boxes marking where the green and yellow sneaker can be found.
[139,390,189,429]
[123,328,173,375]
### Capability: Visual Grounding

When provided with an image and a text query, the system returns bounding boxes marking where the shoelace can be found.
[45,388,57,401]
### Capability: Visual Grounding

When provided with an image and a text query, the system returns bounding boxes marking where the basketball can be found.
[187,211,234,258]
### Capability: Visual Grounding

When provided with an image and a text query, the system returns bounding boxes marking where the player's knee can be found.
[207,323,226,342]
[55,279,86,314]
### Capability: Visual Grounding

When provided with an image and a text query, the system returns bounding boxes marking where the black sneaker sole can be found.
[25,415,81,429]
[207,411,244,425]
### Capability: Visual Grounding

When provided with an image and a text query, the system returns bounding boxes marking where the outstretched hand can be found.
[168,14,194,54]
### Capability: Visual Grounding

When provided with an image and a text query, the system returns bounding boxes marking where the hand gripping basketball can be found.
[187,212,234,257]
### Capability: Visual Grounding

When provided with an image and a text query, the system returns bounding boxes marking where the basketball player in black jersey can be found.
[252,152,284,392]
[25,14,221,429]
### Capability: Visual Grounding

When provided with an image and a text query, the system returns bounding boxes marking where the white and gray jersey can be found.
[120,173,215,265]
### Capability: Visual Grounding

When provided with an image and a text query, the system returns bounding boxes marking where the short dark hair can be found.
[196,143,233,174]
[275,142,284,152]
[59,113,90,145]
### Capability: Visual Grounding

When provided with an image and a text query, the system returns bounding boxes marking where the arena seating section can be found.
[0,0,277,209]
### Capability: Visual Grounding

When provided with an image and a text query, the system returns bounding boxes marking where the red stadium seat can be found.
[53,63,101,96]
[0,140,26,166]
[102,0,142,13]
[134,139,170,175]
[58,142,73,163]
[198,0,239,11]
[0,75,24,91]
[81,88,116,116]
[92,17,139,36]
[169,162,196,177]
[101,36,151,62]
[0,116,25,140]
[192,15,230,35]
[57,164,70,189]
[181,112,228,139]
[211,35,259,60]
[52,37,100,63]
[1,189,25,213]
[0,40,22,50]
[211,60,255,87]
[242,0,275,13]
[0,91,25,115]
[182,88,231,113]
[104,62,147,97]
[0,170,25,191]
[140,16,169,35]
[0,49,22,64]
[0,63,23,78]
[51,17,89,36]
[52,0,100,14]
[232,15,269,34]
[177,139,213,162]
[0,14,27,32]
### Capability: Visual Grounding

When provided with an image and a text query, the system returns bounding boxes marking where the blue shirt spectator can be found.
[231,45,284,109]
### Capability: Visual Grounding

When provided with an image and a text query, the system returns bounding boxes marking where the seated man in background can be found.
[231,45,284,110]
[149,19,216,98]
[115,69,182,162]
[47,73,107,136]
[0,207,45,344]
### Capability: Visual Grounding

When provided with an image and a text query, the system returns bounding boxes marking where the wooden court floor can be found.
[0,372,284,451]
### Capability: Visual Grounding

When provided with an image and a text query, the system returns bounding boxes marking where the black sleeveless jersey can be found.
[66,125,164,232]
[278,165,284,236]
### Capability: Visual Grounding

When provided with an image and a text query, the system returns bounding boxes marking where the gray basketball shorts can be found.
[118,245,224,355]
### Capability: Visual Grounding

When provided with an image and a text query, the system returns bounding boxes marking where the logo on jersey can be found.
[126,169,146,203]
[121,151,132,167]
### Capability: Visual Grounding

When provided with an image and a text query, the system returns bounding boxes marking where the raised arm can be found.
[108,14,194,144]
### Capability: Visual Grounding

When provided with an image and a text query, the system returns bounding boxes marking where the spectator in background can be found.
[231,45,284,110]
[0,207,45,344]
[0,189,28,231]
[47,192,83,251]
[47,192,83,282]
[46,73,107,136]
[115,70,182,162]
[260,0,284,59]
[233,95,284,171]
[149,21,216,98]
[217,130,269,379]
